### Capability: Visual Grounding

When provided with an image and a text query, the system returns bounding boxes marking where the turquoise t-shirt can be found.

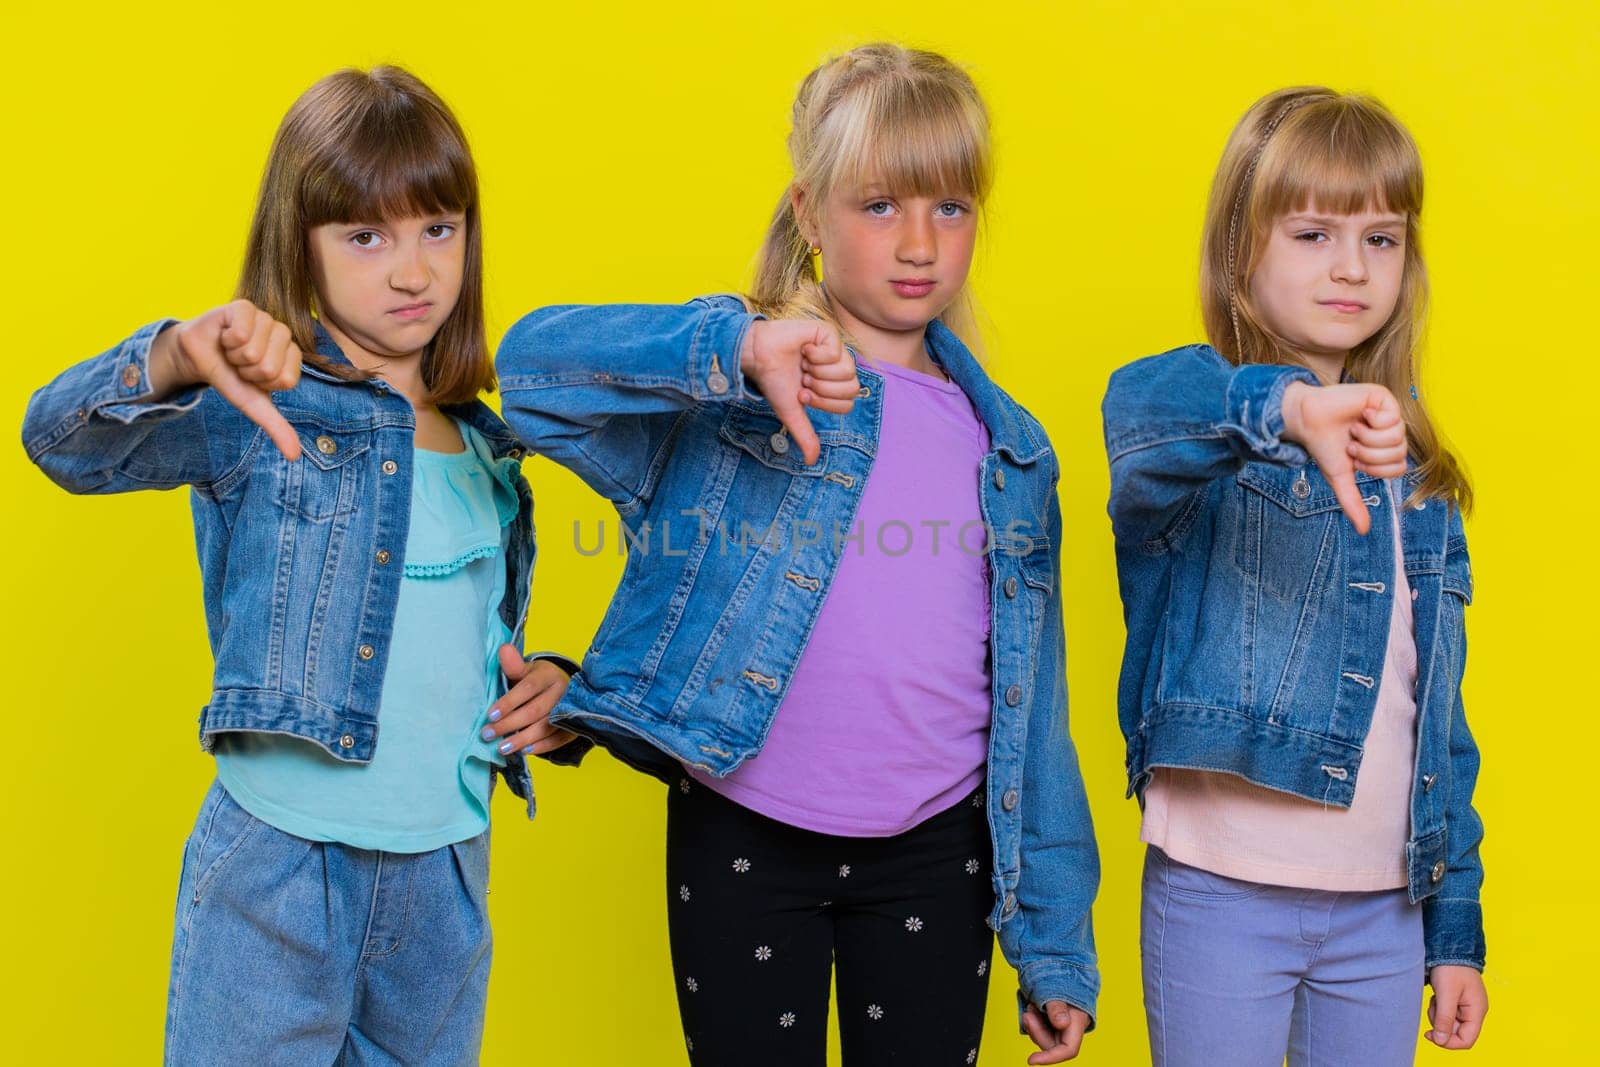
[214,423,517,853]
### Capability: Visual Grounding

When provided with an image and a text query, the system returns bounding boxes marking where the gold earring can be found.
[809,245,822,256]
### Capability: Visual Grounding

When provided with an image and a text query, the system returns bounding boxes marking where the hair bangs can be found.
[823,75,990,202]
[1251,98,1422,225]
[300,95,477,227]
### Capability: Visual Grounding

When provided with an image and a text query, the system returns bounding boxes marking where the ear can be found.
[789,182,815,246]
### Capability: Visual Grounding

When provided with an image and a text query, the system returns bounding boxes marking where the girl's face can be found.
[802,178,978,349]
[1248,206,1407,362]
[308,212,466,363]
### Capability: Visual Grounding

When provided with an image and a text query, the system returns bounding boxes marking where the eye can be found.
[865,200,894,217]
[1366,233,1400,248]
[350,230,383,248]
[425,223,457,240]
[1293,230,1329,243]
[935,201,969,218]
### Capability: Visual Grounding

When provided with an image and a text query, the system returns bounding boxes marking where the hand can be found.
[1021,1000,1091,1064]
[1280,380,1407,535]
[738,319,859,465]
[480,644,576,757]
[1425,964,1487,1050]
[148,299,303,460]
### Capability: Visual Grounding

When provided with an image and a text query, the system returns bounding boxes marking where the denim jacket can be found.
[21,320,569,816]
[496,295,1100,1018]
[1101,343,1485,971]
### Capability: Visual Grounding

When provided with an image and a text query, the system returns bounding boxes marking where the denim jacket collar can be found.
[301,320,527,462]
[925,320,1051,465]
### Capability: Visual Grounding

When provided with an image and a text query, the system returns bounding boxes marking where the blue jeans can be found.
[164,781,492,1065]
[1141,846,1424,1067]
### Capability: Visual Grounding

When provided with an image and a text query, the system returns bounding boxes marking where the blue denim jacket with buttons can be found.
[495,295,1101,1019]
[21,320,571,817]
[1101,343,1485,972]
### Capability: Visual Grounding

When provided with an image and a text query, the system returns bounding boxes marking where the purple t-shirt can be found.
[692,356,993,836]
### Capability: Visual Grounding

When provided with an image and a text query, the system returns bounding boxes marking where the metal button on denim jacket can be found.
[495,295,1101,1020]
[1101,343,1485,971]
[21,321,567,816]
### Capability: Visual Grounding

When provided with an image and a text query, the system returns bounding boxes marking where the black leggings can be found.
[665,779,994,1066]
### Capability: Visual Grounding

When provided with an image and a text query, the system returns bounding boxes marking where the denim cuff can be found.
[1222,363,1318,466]
[525,650,582,677]
[1423,895,1486,971]
[1014,959,1099,1031]
[535,732,594,767]
[687,303,761,403]
[97,319,208,423]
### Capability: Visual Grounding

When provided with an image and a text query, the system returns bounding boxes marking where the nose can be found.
[389,241,431,293]
[896,211,935,266]
[1330,236,1369,285]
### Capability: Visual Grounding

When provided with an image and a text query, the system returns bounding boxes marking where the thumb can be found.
[213,375,301,461]
[769,392,822,466]
[1046,1001,1073,1030]
[1428,984,1460,1045]
[498,643,529,681]
[1325,464,1371,535]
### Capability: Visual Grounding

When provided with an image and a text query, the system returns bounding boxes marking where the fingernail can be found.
[487,708,502,723]
[522,745,536,754]
[498,740,515,754]
[480,726,497,741]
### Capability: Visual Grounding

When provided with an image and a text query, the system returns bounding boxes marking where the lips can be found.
[891,280,936,298]
[389,302,433,320]
[1319,299,1368,314]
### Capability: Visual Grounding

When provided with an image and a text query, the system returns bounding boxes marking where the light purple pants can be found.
[1141,846,1425,1067]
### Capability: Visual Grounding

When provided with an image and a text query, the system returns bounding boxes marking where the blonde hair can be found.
[237,65,492,405]
[1200,86,1471,512]
[746,43,993,352]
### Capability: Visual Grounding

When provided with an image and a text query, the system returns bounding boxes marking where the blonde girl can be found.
[496,43,1099,1067]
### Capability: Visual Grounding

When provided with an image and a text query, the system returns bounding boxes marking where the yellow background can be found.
[3,1,1592,1062]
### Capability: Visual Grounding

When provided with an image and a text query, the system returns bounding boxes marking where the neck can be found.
[321,317,433,411]
[832,303,940,375]
[1300,350,1346,386]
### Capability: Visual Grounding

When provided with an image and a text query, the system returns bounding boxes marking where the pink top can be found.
[692,357,993,837]
[1141,480,1418,891]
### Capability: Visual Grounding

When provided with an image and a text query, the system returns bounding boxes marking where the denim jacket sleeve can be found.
[1003,487,1101,1025]
[1423,511,1487,972]
[21,320,254,493]
[1101,345,1318,549]
[494,296,760,516]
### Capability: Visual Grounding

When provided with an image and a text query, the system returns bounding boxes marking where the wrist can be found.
[1279,380,1311,444]
[738,320,762,377]
[146,323,201,398]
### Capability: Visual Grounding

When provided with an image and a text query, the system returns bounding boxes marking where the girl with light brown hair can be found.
[1102,87,1488,1065]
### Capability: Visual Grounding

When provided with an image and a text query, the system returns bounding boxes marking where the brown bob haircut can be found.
[236,65,492,404]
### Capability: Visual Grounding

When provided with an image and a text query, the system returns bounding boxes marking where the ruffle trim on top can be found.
[401,422,516,579]
[403,543,501,579]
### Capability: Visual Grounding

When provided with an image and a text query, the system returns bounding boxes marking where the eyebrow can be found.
[1286,214,1406,229]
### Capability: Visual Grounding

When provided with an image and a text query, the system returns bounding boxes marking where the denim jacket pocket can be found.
[1441,554,1473,606]
[717,405,831,477]
[275,416,373,522]
[1013,534,1055,595]
[1235,465,1347,601]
